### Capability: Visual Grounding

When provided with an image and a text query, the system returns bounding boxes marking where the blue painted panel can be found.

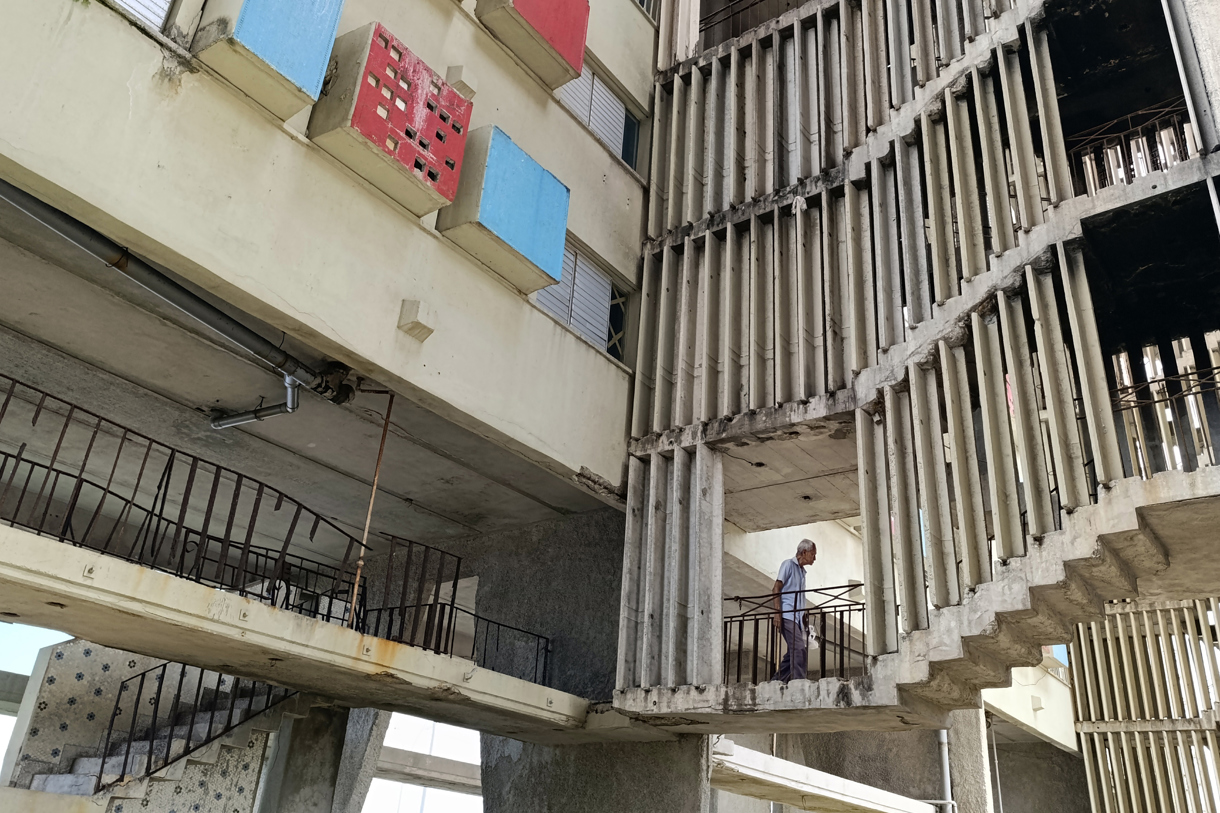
[478,128,570,281]
[234,0,346,100]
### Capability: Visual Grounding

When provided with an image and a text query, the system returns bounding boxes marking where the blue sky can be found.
[0,622,73,675]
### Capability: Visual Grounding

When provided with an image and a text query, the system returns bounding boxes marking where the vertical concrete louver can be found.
[1071,599,1220,813]
[616,0,1220,722]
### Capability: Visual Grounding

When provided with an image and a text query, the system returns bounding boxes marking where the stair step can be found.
[30,772,99,796]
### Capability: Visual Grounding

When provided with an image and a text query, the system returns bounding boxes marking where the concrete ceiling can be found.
[0,200,608,562]
[717,419,859,532]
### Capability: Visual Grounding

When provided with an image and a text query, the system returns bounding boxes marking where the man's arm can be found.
[771,578,784,628]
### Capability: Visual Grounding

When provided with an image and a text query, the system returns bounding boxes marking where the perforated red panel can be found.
[349,24,473,202]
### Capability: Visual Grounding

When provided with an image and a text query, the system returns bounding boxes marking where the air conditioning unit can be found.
[475,0,589,89]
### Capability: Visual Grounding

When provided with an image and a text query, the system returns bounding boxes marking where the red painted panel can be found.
[348,24,474,202]
[512,0,589,75]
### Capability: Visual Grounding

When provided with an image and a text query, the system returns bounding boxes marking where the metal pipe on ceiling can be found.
[0,177,354,427]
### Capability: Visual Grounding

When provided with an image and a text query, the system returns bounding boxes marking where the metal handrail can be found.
[365,601,551,685]
[724,584,865,617]
[94,660,295,793]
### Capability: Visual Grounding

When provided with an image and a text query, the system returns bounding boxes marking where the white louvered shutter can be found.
[115,0,172,29]
[569,255,613,346]
[557,69,595,123]
[589,75,628,155]
[535,247,578,323]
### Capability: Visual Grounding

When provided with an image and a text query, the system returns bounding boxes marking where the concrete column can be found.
[481,734,714,813]
[259,706,350,813]
[331,708,392,813]
[947,709,994,813]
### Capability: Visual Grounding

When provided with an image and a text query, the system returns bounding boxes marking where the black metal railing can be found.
[365,601,550,685]
[722,585,866,684]
[1111,367,1220,477]
[95,661,295,793]
[1067,98,1197,197]
[0,372,554,685]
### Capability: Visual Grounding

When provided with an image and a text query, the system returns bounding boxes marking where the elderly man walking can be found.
[772,538,817,681]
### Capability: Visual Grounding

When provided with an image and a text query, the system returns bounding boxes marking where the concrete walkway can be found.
[710,738,937,813]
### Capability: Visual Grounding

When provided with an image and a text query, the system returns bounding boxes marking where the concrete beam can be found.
[0,669,27,715]
[375,747,482,795]
[0,524,668,745]
[710,737,936,813]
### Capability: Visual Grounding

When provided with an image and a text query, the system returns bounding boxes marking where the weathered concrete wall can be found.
[481,734,712,813]
[266,706,349,813]
[991,742,1089,813]
[781,728,943,802]
[365,508,625,702]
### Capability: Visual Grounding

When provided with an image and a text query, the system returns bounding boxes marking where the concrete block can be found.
[446,65,478,100]
[398,299,435,342]
[310,23,474,216]
[193,0,347,121]
[436,126,569,294]
[474,0,590,89]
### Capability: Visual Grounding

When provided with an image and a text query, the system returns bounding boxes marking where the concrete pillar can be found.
[258,706,350,813]
[331,708,392,813]
[947,709,994,813]
[481,734,714,813]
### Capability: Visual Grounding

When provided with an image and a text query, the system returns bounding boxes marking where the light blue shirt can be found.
[776,558,807,626]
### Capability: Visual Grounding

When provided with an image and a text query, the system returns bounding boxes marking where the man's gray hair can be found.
[796,538,816,555]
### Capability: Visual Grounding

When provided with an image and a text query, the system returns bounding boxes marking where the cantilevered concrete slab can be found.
[710,738,936,813]
[0,525,667,745]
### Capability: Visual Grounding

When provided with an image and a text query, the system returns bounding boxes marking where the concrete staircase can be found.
[28,691,322,801]
[614,472,1219,732]
[892,507,1169,713]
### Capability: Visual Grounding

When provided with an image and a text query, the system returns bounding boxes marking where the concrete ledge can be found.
[0,786,107,812]
[0,525,663,744]
[375,747,481,795]
[710,738,936,813]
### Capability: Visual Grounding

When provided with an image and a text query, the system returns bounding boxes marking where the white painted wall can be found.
[724,519,865,595]
[983,656,1078,753]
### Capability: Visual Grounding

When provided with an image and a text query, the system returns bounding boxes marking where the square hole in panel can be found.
[445,157,456,170]
[385,65,398,80]
[387,135,399,151]
[435,129,446,143]
[399,78,411,93]
[377,34,389,49]
[452,122,463,134]
[418,137,431,151]
[377,104,389,119]
[426,99,437,113]
[404,125,417,140]
[390,46,403,61]
[395,97,407,111]
[438,110,450,124]
[427,167,440,182]
[367,73,379,88]
[381,85,392,100]
[414,156,426,172]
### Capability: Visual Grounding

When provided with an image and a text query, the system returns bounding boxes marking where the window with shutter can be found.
[557,66,639,169]
[114,0,173,30]
[533,243,623,357]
